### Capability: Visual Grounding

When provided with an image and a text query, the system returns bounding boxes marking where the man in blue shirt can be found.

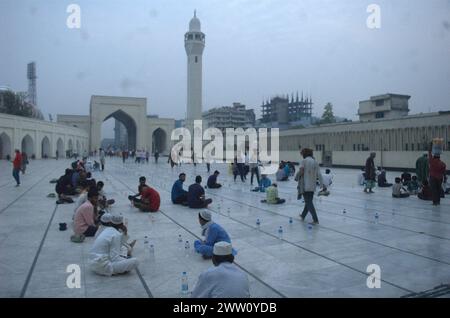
[207,171,222,189]
[188,176,212,209]
[251,174,272,192]
[171,173,188,205]
[194,210,235,259]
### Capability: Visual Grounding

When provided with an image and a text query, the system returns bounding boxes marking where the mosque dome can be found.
[189,11,201,32]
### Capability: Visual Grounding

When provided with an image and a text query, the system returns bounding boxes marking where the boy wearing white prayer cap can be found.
[88,214,139,276]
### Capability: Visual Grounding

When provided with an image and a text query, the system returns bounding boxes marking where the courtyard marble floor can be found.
[0,158,449,298]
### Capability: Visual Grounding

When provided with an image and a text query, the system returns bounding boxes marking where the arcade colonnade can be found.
[0,113,88,159]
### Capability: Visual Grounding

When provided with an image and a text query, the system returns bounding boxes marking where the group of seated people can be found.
[58,162,250,296]
[390,170,443,200]
[55,158,100,204]
[275,162,290,182]
[171,173,214,208]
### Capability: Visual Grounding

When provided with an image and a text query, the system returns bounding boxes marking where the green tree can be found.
[320,102,336,124]
[0,90,33,117]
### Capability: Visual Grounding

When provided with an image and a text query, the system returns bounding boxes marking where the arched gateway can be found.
[53,95,175,154]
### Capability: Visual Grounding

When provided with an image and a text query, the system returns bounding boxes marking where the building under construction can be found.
[261,92,313,127]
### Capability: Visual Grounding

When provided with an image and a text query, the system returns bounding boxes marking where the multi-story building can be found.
[202,102,255,133]
[358,93,410,121]
[260,92,313,128]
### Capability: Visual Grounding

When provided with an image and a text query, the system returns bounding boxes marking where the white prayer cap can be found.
[100,213,112,223]
[111,214,124,225]
[199,210,212,221]
[213,241,233,256]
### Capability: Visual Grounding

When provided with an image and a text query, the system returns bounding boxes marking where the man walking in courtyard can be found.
[12,149,22,187]
[428,143,446,206]
[99,148,106,171]
[364,152,376,193]
[299,148,323,224]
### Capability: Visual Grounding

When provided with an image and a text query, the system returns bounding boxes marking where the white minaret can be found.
[184,10,205,132]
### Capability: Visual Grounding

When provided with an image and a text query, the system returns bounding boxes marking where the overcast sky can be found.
[1,0,449,137]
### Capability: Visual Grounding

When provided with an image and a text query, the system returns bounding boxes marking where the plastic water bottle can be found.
[149,244,155,259]
[256,218,261,230]
[277,226,283,240]
[289,217,293,225]
[181,272,189,296]
[184,241,190,257]
[375,213,379,224]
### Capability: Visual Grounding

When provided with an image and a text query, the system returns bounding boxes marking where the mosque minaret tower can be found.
[184,10,205,132]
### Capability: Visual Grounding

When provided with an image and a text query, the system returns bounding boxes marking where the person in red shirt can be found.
[12,149,22,187]
[135,185,160,212]
[429,144,447,206]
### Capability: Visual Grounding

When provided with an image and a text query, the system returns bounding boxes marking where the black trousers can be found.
[301,192,318,222]
[208,184,222,189]
[189,198,212,209]
[250,167,260,185]
[430,177,442,204]
[84,225,98,237]
[173,194,188,204]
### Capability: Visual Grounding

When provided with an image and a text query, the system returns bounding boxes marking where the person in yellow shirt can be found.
[261,183,285,204]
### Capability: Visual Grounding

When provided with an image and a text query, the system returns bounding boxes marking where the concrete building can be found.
[185,11,205,132]
[261,92,312,129]
[57,95,174,154]
[0,112,88,159]
[358,93,410,121]
[202,102,255,133]
[279,110,450,170]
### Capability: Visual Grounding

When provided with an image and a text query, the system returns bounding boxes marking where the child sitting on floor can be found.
[392,177,410,198]
[407,175,419,194]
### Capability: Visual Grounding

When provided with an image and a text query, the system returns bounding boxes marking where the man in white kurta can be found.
[88,214,138,276]
[191,242,250,298]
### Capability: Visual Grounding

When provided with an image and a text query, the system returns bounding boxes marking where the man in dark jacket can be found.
[188,176,212,209]
[364,152,376,193]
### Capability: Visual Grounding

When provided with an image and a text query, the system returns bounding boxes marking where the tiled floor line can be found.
[104,166,288,298]
[106,163,413,296]
[206,184,450,240]
[203,190,450,267]
[0,171,54,215]
[276,186,450,224]
[20,204,59,297]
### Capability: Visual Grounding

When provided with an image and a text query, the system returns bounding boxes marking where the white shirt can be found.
[300,157,323,192]
[322,174,333,187]
[88,227,123,276]
[191,262,250,298]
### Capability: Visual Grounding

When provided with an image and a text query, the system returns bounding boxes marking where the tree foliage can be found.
[320,102,336,124]
[0,90,33,117]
